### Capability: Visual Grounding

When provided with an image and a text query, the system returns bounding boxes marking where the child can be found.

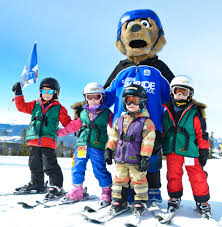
[105,84,156,215]
[12,77,71,199]
[57,82,113,205]
[162,75,212,219]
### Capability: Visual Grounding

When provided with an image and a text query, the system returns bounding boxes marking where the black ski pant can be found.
[28,146,63,188]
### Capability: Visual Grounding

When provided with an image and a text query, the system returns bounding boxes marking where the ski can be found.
[147,202,163,219]
[17,192,66,209]
[82,204,130,224]
[17,190,97,209]
[124,209,145,227]
[83,200,111,213]
[156,207,179,224]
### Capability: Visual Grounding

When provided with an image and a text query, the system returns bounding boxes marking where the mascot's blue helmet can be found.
[117,9,164,41]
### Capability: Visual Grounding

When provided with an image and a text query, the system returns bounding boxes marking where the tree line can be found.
[0,129,218,158]
[0,129,74,157]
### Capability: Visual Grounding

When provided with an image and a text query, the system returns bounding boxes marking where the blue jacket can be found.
[105,61,173,132]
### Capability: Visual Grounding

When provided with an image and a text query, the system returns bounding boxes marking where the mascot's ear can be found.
[148,18,166,54]
[115,40,127,55]
[71,101,85,119]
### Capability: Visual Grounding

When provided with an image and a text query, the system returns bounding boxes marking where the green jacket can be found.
[26,101,60,141]
[76,108,111,150]
[162,103,199,157]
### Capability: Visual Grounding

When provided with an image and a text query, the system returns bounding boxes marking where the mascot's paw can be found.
[71,101,85,119]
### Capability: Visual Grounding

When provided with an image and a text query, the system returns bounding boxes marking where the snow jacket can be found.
[162,100,209,157]
[15,95,71,149]
[104,56,174,132]
[57,104,113,151]
[106,108,156,164]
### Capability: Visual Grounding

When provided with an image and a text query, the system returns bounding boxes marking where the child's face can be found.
[40,87,55,101]
[125,96,140,113]
[172,87,189,100]
[85,93,102,106]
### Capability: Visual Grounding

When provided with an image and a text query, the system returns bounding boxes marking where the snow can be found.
[0,156,222,227]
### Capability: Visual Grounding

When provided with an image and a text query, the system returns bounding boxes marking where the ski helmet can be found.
[40,77,60,99]
[117,9,164,41]
[170,75,194,97]
[83,82,105,95]
[122,84,148,111]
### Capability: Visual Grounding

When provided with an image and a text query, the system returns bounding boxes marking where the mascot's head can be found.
[116,9,166,63]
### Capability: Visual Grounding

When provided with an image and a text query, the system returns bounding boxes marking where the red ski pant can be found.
[166,152,210,202]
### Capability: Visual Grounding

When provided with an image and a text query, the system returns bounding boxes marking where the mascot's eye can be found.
[126,21,134,29]
[140,20,150,28]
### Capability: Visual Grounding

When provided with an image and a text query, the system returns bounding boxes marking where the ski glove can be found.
[139,156,150,172]
[12,82,22,95]
[198,149,209,167]
[71,102,84,119]
[104,148,113,165]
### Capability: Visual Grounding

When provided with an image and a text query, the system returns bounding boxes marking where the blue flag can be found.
[20,41,38,89]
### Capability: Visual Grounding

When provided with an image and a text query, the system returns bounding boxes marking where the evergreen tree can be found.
[1,130,9,155]
[57,141,64,157]
[19,129,30,156]
[209,131,214,159]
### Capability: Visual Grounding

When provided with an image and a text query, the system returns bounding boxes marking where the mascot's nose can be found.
[130,24,141,33]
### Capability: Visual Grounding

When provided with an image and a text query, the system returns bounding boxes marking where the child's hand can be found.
[138,156,150,172]
[12,82,22,95]
[57,128,68,137]
[105,148,113,165]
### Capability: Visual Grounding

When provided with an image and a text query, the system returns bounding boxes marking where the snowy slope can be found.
[0,156,222,227]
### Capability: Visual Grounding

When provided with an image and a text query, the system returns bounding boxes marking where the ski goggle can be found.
[171,86,190,98]
[125,96,140,105]
[40,89,56,95]
[85,93,103,101]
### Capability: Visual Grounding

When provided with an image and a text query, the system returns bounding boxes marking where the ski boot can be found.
[196,202,212,219]
[100,187,111,206]
[132,200,147,216]
[66,185,84,201]
[14,181,47,194]
[167,198,181,212]
[109,199,128,215]
[148,188,162,205]
[44,185,64,200]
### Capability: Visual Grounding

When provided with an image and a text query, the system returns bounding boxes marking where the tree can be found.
[57,141,64,157]
[18,129,30,156]
[1,130,9,155]
[209,131,214,159]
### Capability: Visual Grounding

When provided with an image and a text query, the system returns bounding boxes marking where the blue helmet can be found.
[117,9,164,41]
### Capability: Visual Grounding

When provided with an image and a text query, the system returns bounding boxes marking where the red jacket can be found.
[15,95,71,149]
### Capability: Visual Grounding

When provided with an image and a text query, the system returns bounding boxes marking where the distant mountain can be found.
[0,123,76,148]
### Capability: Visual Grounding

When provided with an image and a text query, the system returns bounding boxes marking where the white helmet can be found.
[170,75,194,96]
[83,82,105,95]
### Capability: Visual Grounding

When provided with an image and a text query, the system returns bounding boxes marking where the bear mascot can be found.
[103,9,175,204]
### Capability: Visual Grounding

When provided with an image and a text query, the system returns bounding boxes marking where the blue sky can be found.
[0,0,222,137]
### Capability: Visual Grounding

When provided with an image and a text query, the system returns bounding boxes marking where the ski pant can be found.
[29,146,63,188]
[128,130,162,202]
[71,146,112,187]
[166,152,210,203]
[112,163,148,201]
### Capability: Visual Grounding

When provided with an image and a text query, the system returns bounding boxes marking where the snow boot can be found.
[66,185,84,201]
[148,188,162,203]
[167,198,181,212]
[133,200,147,216]
[100,187,111,205]
[109,199,128,214]
[45,185,64,200]
[196,202,212,219]
[14,182,47,194]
